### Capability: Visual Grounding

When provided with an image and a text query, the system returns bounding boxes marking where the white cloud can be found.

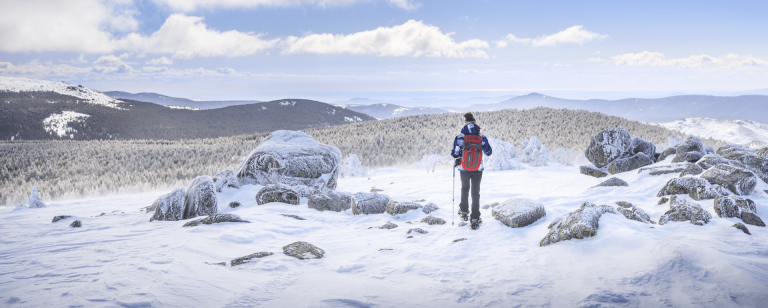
[387,71,421,75]
[458,69,497,74]
[496,26,607,48]
[150,0,420,11]
[386,0,420,10]
[282,20,489,58]
[93,55,126,66]
[611,52,768,68]
[146,57,174,65]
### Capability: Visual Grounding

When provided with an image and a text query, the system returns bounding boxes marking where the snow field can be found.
[660,117,768,147]
[0,76,123,109]
[42,111,90,138]
[1,161,767,307]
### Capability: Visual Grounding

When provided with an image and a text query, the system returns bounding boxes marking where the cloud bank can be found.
[496,26,608,48]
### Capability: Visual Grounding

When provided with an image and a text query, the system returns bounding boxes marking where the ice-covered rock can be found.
[52,215,70,223]
[592,177,629,188]
[656,177,727,200]
[256,184,300,205]
[386,201,423,215]
[733,223,751,235]
[492,198,546,228]
[700,164,757,196]
[182,214,250,227]
[283,241,324,260]
[713,196,765,227]
[580,165,608,178]
[27,186,46,208]
[607,152,653,174]
[585,127,633,168]
[615,201,655,224]
[407,228,428,234]
[69,220,82,228]
[657,148,677,162]
[351,192,390,215]
[235,130,341,198]
[150,188,185,222]
[540,202,616,246]
[379,221,398,229]
[231,252,273,267]
[422,203,439,214]
[658,196,712,226]
[183,176,218,219]
[308,190,352,212]
[213,169,240,192]
[420,216,446,225]
[679,164,704,177]
[631,137,656,162]
[672,136,705,163]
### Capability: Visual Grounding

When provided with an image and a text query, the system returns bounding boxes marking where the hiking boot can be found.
[458,211,469,222]
[470,218,482,230]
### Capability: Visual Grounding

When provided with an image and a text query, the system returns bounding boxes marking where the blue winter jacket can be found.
[451,122,493,172]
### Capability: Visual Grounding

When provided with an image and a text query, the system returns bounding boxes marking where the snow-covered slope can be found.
[42,111,90,138]
[2,163,766,306]
[660,117,768,147]
[340,103,449,119]
[0,76,123,109]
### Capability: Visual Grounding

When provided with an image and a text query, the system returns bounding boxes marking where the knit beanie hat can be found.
[463,112,476,122]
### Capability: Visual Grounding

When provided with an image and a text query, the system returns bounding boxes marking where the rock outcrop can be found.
[231,252,273,267]
[283,241,325,259]
[631,137,657,161]
[608,153,653,175]
[615,201,655,224]
[420,216,446,225]
[182,214,250,227]
[679,164,704,177]
[697,154,743,170]
[658,196,712,226]
[422,203,439,214]
[69,220,82,228]
[379,221,398,229]
[183,176,218,219]
[229,201,241,208]
[235,130,341,198]
[540,202,616,246]
[585,127,633,168]
[672,136,705,163]
[256,184,300,205]
[308,190,352,212]
[492,198,546,228]
[407,228,428,234]
[150,188,186,222]
[658,197,669,205]
[733,223,751,235]
[713,196,765,227]
[580,165,608,178]
[52,215,71,223]
[656,177,727,200]
[386,201,423,215]
[657,148,677,162]
[351,192,390,215]
[213,169,240,192]
[592,177,629,188]
[700,164,757,196]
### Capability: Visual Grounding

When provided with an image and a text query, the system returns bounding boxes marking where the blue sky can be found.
[1,0,766,101]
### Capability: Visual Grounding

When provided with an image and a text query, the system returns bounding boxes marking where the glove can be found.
[454,158,461,167]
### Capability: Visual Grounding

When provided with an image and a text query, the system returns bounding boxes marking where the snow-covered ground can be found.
[2,162,767,307]
[660,118,768,147]
[0,76,123,109]
[42,111,90,138]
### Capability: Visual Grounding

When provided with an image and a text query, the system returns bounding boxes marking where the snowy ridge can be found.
[42,111,90,138]
[0,76,123,109]
[165,105,200,111]
[660,117,768,147]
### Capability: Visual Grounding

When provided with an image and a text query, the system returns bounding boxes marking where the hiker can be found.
[451,112,493,229]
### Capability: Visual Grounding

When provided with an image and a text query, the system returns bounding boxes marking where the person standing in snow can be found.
[451,112,492,229]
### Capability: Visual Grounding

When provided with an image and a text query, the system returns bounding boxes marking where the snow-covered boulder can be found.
[658,196,712,226]
[733,223,751,235]
[231,252,273,267]
[69,220,82,228]
[183,176,218,219]
[235,130,341,198]
[283,241,324,260]
[379,221,398,229]
[386,201,423,215]
[713,196,765,227]
[492,198,546,228]
[700,164,757,196]
[656,177,727,201]
[615,201,655,224]
[256,184,299,205]
[580,165,608,178]
[420,216,446,225]
[697,154,744,170]
[28,186,46,208]
[679,164,704,177]
[351,192,390,215]
[540,202,616,247]
[631,137,656,162]
[672,136,705,163]
[422,203,439,214]
[150,188,185,222]
[649,167,685,176]
[657,148,677,162]
[307,190,352,212]
[52,215,70,223]
[182,214,250,227]
[585,127,633,168]
[592,177,628,188]
[607,152,653,174]
[407,228,428,234]
[717,144,752,157]
[213,169,240,192]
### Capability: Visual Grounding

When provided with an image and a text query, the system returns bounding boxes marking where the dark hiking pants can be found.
[459,170,483,220]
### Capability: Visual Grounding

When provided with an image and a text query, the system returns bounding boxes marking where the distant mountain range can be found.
[660,118,768,147]
[103,91,262,110]
[337,103,449,119]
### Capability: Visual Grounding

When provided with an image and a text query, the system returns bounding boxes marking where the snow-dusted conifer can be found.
[340,154,368,177]
[519,137,550,167]
[484,137,523,171]
[27,185,46,208]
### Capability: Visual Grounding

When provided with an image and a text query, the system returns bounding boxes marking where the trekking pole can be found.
[452,164,456,226]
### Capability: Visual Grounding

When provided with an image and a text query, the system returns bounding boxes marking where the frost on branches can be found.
[519,136,550,167]
[339,154,368,178]
[27,185,46,208]
[485,137,523,171]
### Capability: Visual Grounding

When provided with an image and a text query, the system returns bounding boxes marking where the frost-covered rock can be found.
[182,214,250,227]
[672,136,705,163]
[697,154,744,170]
[717,144,752,157]
[585,127,633,168]
[649,168,685,176]
[482,202,500,209]
[229,201,241,208]
[420,216,446,225]
[386,201,423,215]
[231,252,273,267]
[52,215,70,223]
[27,186,46,208]
[235,130,341,198]
[283,241,324,260]
[679,164,704,177]
[351,192,390,215]
[658,196,712,226]
[658,197,669,205]
[657,148,677,162]
[492,198,546,228]
[656,177,727,200]
[213,169,240,192]
[422,203,439,214]
[592,177,629,188]
[308,190,352,212]
[407,228,428,234]
[183,176,218,219]
[256,184,300,205]
[150,188,185,222]
[540,202,616,246]
[733,223,751,235]
[69,220,82,228]
[379,221,398,229]
[631,137,656,162]
[713,196,765,227]
[672,151,703,163]
[607,152,653,174]
[615,201,655,224]
[700,164,757,196]
[580,165,608,178]
[704,145,715,155]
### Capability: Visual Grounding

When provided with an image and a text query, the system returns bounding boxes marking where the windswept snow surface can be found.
[42,111,90,138]
[0,76,124,109]
[661,117,768,147]
[1,164,767,307]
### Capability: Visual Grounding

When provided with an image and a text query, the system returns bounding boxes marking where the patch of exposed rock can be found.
[283,241,325,260]
[420,216,446,225]
[492,198,546,228]
[615,201,655,224]
[658,196,712,226]
[672,136,705,163]
[657,148,677,162]
[580,165,608,178]
[697,154,744,170]
[69,220,82,228]
[256,184,300,205]
[608,153,653,175]
[540,202,616,246]
[379,221,398,229]
[308,190,352,212]
[585,127,633,168]
[386,201,423,215]
[281,214,306,220]
[482,202,500,210]
[183,176,218,219]
[231,252,273,267]
[592,177,629,188]
[658,197,669,205]
[407,228,428,234]
[183,214,250,227]
[679,164,704,177]
[733,223,751,235]
[52,215,71,223]
[229,201,241,208]
[713,196,765,227]
[700,164,757,196]
[351,192,390,215]
[656,177,728,201]
[422,203,439,214]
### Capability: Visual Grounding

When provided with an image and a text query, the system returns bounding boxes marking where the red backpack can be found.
[461,134,484,171]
